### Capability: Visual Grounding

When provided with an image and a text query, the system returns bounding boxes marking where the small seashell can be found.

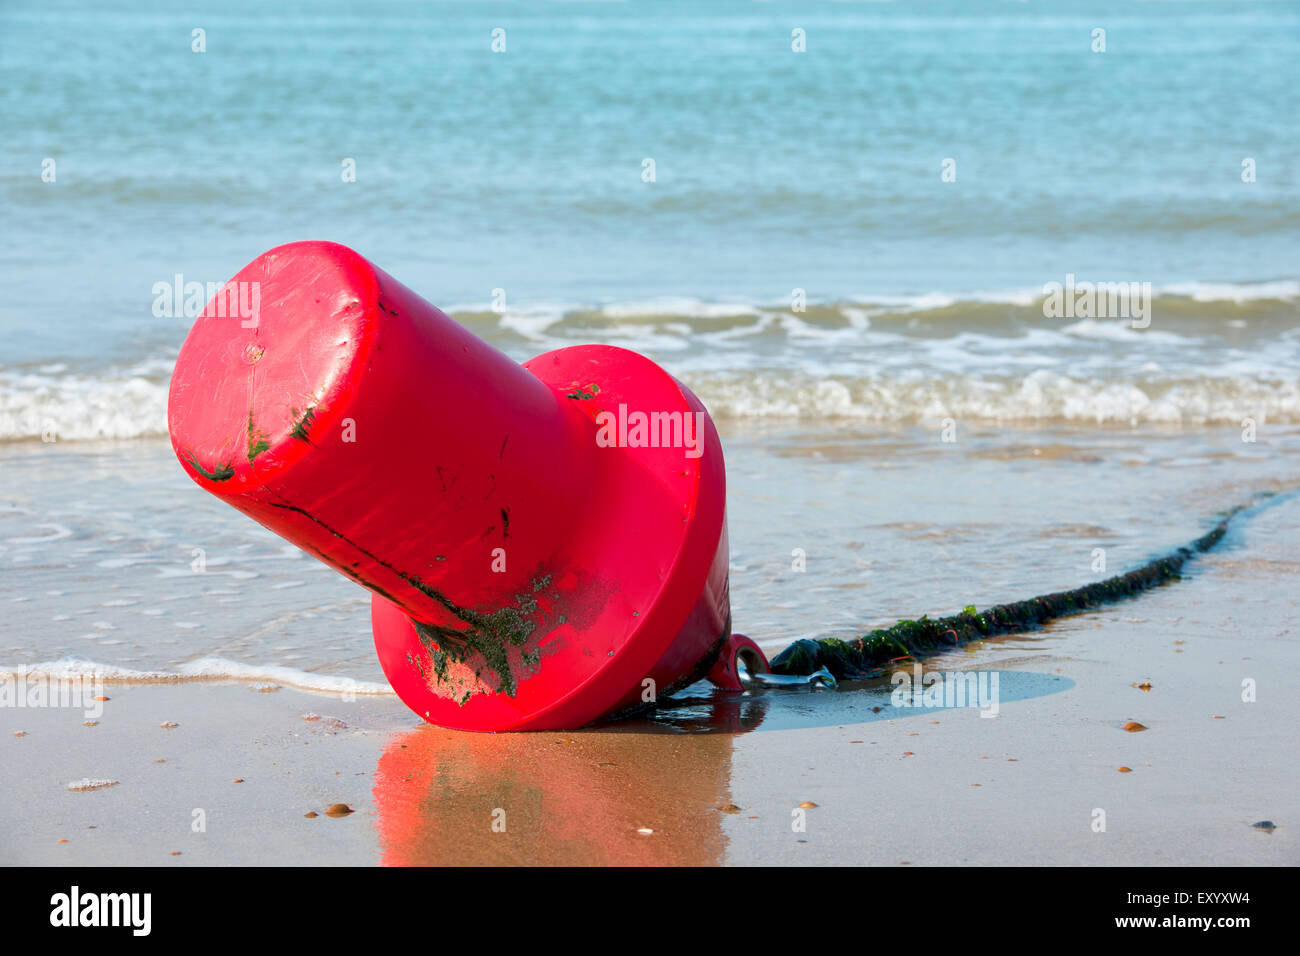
[304,811,319,818]
[1122,721,1147,732]
[1118,766,1132,773]
[160,721,179,729]
[799,801,818,809]
[325,803,353,817]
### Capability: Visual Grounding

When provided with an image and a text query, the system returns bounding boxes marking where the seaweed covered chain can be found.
[767,498,1261,680]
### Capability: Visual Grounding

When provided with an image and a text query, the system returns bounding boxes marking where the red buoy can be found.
[167,241,767,730]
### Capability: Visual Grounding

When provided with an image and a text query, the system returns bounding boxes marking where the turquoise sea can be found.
[1,0,1298,436]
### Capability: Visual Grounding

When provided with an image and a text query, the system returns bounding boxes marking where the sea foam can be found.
[0,656,394,696]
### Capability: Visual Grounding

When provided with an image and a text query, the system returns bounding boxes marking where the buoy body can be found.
[168,241,757,731]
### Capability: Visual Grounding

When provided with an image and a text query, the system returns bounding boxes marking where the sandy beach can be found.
[4,429,1295,866]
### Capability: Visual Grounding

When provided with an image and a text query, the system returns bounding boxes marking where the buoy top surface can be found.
[168,241,380,488]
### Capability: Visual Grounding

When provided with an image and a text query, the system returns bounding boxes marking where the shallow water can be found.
[3,422,1295,685]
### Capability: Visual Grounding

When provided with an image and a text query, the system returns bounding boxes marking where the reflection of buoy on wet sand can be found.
[168,241,769,731]
[373,726,738,865]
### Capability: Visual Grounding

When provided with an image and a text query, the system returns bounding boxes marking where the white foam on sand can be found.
[1,655,394,696]
[176,657,393,694]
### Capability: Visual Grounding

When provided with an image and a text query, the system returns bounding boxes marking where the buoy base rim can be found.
[372,343,730,732]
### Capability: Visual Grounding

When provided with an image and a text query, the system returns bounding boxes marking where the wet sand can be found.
[4,487,1295,865]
